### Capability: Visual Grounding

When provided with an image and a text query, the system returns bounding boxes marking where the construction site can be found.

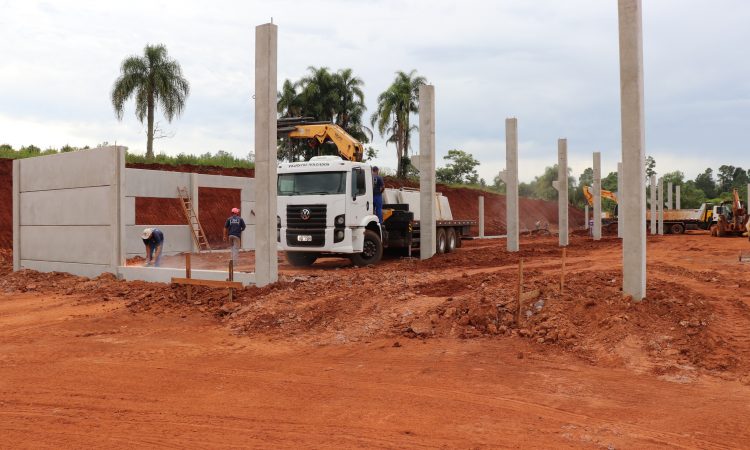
[3,2,750,448]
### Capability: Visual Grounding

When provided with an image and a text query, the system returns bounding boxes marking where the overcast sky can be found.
[1,0,749,182]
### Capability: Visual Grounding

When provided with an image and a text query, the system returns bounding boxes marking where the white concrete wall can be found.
[122,168,255,255]
[15,147,122,277]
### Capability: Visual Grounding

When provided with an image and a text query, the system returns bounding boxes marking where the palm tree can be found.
[111,44,189,159]
[371,70,426,178]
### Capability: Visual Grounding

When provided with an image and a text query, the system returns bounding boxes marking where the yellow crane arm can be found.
[582,185,618,206]
[285,123,364,162]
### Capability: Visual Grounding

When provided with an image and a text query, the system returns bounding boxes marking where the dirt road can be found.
[2,233,750,448]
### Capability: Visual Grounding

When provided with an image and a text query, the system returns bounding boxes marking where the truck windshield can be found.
[277,172,347,196]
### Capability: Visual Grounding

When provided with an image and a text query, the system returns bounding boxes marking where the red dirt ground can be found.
[2,232,750,447]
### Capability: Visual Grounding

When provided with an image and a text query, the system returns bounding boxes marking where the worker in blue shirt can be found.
[224,207,246,266]
[372,166,385,223]
[141,228,164,267]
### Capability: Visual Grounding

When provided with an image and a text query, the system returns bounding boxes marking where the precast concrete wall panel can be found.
[20,186,114,226]
[21,260,112,278]
[20,148,117,192]
[20,225,113,265]
[124,225,193,256]
[124,169,190,198]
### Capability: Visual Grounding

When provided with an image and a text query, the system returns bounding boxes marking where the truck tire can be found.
[669,223,685,234]
[446,228,457,253]
[286,251,318,267]
[436,228,447,254]
[350,230,383,266]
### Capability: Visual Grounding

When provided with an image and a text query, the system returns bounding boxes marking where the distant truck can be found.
[645,204,713,234]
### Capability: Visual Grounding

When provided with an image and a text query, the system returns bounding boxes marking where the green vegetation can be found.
[0,144,253,169]
[436,150,480,185]
[112,44,190,159]
[370,70,427,178]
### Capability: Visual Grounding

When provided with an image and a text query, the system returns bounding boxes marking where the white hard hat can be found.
[141,228,153,239]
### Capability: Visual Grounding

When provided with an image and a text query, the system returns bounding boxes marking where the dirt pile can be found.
[0,159,12,249]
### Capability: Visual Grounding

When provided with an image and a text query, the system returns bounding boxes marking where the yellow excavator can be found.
[582,185,619,232]
[710,187,749,237]
[277,116,364,162]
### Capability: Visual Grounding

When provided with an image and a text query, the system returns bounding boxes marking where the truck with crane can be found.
[275,117,475,267]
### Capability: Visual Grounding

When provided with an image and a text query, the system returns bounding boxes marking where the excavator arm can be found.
[277,117,364,162]
[582,185,618,206]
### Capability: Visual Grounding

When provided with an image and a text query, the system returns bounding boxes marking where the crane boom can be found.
[277,117,364,162]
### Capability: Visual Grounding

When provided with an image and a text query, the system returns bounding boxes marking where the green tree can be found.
[645,155,656,181]
[111,44,190,159]
[679,180,707,209]
[371,70,427,178]
[436,149,480,184]
[694,168,717,198]
[717,165,736,192]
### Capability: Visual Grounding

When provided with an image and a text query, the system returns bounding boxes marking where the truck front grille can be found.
[286,204,327,229]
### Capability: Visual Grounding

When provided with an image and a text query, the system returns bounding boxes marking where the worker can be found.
[141,228,164,267]
[223,207,246,266]
[372,166,385,223]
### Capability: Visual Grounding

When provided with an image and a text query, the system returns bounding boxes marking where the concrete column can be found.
[667,181,673,210]
[189,172,200,253]
[593,152,602,241]
[618,0,647,300]
[478,195,485,238]
[114,146,126,271]
[12,159,20,271]
[503,118,519,252]
[649,175,656,235]
[552,139,569,247]
[584,205,589,229]
[254,22,278,287]
[657,177,664,235]
[617,162,623,238]
[675,185,681,210]
[419,84,436,260]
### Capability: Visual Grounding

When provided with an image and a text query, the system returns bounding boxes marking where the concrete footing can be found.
[419,84,437,260]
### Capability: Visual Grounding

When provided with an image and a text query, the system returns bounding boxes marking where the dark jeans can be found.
[373,195,383,223]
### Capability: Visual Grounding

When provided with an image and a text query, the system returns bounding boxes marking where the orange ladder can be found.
[177,187,211,251]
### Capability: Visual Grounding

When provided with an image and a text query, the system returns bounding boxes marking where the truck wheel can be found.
[446,228,457,253]
[436,228,447,254]
[350,230,383,266]
[286,251,318,267]
[669,223,685,234]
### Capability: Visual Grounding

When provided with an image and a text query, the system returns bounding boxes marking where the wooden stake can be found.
[186,253,192,302]
[560,247,566,294]
[228,259,234,302]
[516,257,524,324]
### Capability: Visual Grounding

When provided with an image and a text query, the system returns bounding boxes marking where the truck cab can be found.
[277,156,383,266]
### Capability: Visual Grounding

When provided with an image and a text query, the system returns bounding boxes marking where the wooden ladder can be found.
[177,187,211,252]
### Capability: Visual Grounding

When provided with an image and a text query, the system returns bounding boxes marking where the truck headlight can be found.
[335,214,345,227]
[335,229,345,243]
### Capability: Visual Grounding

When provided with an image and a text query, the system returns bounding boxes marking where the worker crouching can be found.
[141,228,164,267]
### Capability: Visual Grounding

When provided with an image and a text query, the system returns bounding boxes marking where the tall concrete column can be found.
[584,205,589,230]
[419,84,436,260]
[667,181,673,210]
[675,185,681,210]
[618,0,647,300]
[254,22,278,287]
[12,159,20,271]
[552,139,569,247]
[617,162,623,238]
[657,177,664,235]
[593,152,602,240]
[649,175,656,234]
[478,195,485,238]
[500,118,519,252]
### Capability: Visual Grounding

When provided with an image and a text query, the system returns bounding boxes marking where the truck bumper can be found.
[278,227,364,254]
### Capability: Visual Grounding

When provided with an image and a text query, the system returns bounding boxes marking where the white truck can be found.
[276,118,474,267]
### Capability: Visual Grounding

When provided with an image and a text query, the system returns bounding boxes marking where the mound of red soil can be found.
[0,159,12,249]
[386,177,584,235]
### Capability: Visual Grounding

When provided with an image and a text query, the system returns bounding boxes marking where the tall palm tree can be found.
[111,44,189,159]
[371,70,426,178]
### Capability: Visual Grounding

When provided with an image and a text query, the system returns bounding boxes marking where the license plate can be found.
[297,235,312,242]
